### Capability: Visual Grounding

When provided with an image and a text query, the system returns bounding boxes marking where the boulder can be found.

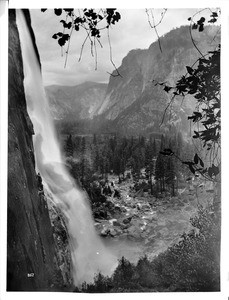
[143,213,156,221]
[121,206,127,213]
[109,218,117,224]
[120,223,130,230]
[114,205,122,212]
[113,221,121,227]
[141,204,151,211]
[127,226,142,240]
[114,227,123,235]
[109,228,117,237]
[100,226,110,236]
[123,216,132,224]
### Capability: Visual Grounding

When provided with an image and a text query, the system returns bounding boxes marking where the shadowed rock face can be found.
[7,10,65,291]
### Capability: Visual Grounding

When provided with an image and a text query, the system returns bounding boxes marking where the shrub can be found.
[112,257,136,289]
[81,272,112,293]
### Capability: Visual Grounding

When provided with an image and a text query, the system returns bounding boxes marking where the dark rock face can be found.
[7,10,66,291]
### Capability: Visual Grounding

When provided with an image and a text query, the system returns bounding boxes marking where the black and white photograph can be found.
[1,0,228,297]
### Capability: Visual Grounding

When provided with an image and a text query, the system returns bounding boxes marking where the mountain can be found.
[47,25,220,137]
[94,25,219,137]
[45,81,107,120]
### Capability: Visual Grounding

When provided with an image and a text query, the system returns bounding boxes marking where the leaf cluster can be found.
[179,48,220,171]
[188,10,219,32]
[157,45,220,180]
[160,147,219,179]
[42,8,121,45]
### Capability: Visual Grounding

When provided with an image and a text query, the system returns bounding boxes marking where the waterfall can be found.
[16,9,117,286]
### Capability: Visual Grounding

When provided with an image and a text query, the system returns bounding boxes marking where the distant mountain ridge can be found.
[46,25,220,137]
[45,81,107,120]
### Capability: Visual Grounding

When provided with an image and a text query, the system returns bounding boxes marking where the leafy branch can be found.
[41,8,121,75]
[157,44,220,181]
[160,149,219,182]
[187,8,220,58]
[152,9,221,182]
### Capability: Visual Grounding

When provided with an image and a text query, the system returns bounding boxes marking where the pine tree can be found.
[155,135,167,192]
[101,143,110,179]
[113,151,122,181]
[94,149,100,173]
[139,135,145,147]
[80,136,86,184]
[65,134,74,157]
[93,133,97,146]
[74,136,81,155]
[176,131,183,158]
[160,134,165,150]
[108,135,117,171]
[165,157,176,196]
[155,154,165,193]
[152,138,157,157]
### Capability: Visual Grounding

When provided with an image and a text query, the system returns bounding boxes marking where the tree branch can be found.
[145,8,167,53]
[107,27,122,77]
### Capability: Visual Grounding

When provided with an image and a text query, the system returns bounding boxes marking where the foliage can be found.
[155,9,220,181]
[158,45,220,180]
[155,153,165,192]
[165,156,176,195]
[41,8,121,70]
[47,8,121,43]
[145,137,157,194]
[188,10,219,31]
[112,257,136,289]
[81,272,112,293]
[178,47,220,149]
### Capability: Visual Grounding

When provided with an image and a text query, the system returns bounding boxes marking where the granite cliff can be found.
[94,25,219,136]
[7,10,72,291]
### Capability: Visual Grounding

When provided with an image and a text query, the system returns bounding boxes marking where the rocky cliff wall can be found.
[7,9,69,291]
[94,26,220,136]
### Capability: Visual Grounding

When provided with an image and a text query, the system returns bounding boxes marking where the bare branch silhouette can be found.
[107,27,122,77]
[78,33,90,62]
[94,37,98,70]
[145,8,167,53]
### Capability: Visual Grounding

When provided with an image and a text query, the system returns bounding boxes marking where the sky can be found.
[30,8,211,87]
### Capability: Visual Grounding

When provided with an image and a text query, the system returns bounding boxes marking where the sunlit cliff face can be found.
[16,9,117,286]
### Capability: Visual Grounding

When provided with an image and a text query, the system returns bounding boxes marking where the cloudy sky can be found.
[30,8,215,87]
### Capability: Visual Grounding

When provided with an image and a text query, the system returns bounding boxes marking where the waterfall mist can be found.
[16,9,117,286]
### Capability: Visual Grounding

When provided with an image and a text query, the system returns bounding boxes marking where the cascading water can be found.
[16,9,117,286]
